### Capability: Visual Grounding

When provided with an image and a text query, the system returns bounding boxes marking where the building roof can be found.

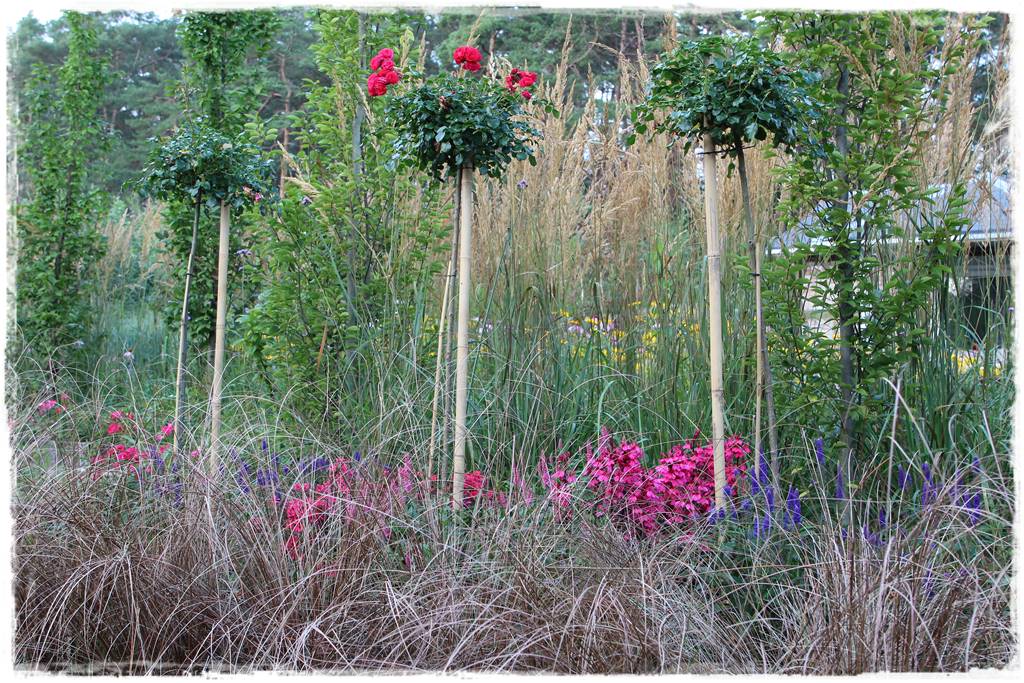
[769,176,1012,254]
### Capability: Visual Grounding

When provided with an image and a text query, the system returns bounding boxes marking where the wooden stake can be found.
[702,131,727,510]
[452,164,474,511]
[428,182,460,486]
[173,196,202,463]
[209,201,229,476]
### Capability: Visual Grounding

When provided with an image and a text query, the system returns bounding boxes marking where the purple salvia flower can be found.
[972,454,982,476]
[965,491,982,526]
[835,463,845,501]
[814,437,825,467]
[863,524,881,547]
[878,508,887,528]
[922,462,932,484]
[786,486,801,528]
[758,448,770,487]
[764,485,775,511]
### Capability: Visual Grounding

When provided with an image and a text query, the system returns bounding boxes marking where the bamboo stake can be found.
[173,196,202,462]
[209,201,230,476]
[428,182,460,486]
[702,131,727,510]
[452,164,474,511]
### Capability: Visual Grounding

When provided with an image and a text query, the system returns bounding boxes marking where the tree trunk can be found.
[452,164,474,511]
[834,64,856,523]
[702,131,727,510]
[173,196,202,461]
[279,53,291,197]
[736,142,779,484]
[209,201,230,476]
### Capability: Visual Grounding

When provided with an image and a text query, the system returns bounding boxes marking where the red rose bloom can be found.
[453,45,482,71]
[522,90,532,100]
[370,48,395,71]
[367,73,388,97]
[383,69,401,85]
[506,68,537,92]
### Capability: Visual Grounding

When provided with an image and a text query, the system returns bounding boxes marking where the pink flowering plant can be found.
[88,410,177,481]
[373,44,554,181]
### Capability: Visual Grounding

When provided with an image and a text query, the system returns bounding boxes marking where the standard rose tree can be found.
[136,120,276,474]
[633,36,816,497]
[368,44,552,508]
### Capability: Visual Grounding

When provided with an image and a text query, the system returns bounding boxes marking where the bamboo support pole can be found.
[452,164,474,511]
[209,201,230,477]
[428,182,460,486]
[702,132,727,510]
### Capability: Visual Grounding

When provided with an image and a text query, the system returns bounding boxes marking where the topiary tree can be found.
[374,44,551,508]
[168,10,280,367]
[632,35,816,495]
[137,120,275,470]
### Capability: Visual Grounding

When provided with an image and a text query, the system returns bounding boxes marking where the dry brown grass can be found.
[469,21,787,311]
[10,379,1014,673]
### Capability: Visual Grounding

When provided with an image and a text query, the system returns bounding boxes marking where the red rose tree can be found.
[367,45,552,509]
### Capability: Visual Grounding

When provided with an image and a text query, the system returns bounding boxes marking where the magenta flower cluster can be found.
[578,430,749,536]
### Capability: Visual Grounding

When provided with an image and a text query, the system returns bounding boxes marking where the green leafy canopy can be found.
[384,66,555,182]
[136,119,277,211]
[631,35,818,156]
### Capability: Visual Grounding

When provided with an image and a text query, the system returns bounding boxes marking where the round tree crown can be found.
[379,46,552,182]
[136,119,277,211]
[632,35,818,156]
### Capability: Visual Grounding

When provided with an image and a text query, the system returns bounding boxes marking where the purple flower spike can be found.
[922,462,933,484]
[835,464,845,501]
[898,464,910,490]
[972,454,982,476]
[758,448,770,487]
[965,492,982,526]
[786,486,801,528]
[814,437,825,467]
